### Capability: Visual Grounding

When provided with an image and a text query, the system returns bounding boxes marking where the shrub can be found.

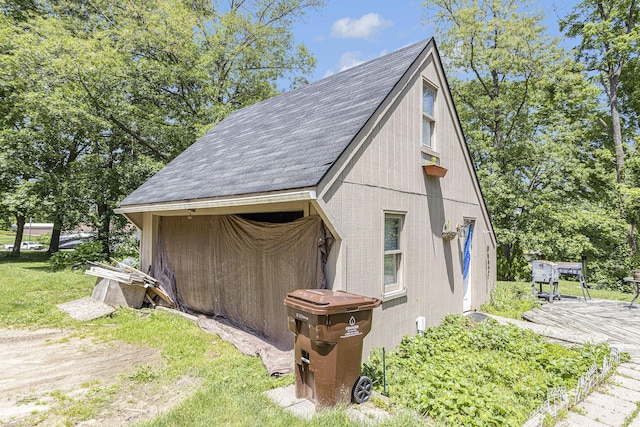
[111,237,140,265]
[49,241,106,271]
[48,251,72,271]
[480,281,541,319]
[363,315,610,426]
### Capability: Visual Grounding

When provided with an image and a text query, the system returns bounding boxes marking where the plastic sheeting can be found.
[154,215,331,349]
[197,316,293,377]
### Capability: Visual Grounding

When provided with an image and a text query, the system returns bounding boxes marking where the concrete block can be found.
[574,400,629,426]
[617,365,640,381]
[558,412,610,427]
[585,392,636,414]
[265,384,315,420]
[91,277,146,309]
[612,374,640,392]
[603,383,640,403]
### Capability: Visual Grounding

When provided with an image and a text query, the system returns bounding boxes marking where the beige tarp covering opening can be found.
[154,215,331,349]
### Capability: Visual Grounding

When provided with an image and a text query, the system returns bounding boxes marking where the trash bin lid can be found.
[284,289,381,315]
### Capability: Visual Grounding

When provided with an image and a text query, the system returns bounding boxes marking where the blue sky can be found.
[292,0,581,83]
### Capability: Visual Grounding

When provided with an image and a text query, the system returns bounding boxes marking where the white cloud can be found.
[323,48,394,79]
[336,51,366,71]
[321,51,367,78]
[322,69,335,78]
[330,13,393,41]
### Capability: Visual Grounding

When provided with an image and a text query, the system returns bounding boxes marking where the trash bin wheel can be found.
[352,376,373,404]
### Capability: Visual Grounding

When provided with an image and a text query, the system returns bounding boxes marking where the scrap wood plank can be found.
[84,266,146,286]
[147,286,175,306]
[144,294,156,307]
[85,267,134,284]
[123,267,156,284]
[88,260,148,283]
[110,258,158,283]
[88,260,127,273]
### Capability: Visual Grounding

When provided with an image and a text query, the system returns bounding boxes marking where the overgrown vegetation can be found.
[48,241,107,271]
[0,0,322,258]
[422,0,640,285]
[480,280,635,320]
[363,315,612,427]
[480,281,542,319]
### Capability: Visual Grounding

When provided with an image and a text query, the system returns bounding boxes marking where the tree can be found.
[562,0,640,184]
[423,0,602,280]
[46,0,321,161]
[561,0,640,264]
[2,0,321,256]
[619,57,640,129]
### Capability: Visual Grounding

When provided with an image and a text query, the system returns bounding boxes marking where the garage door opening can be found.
[154,214,331,348]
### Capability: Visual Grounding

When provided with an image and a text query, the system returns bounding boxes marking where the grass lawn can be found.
[557,279,634,302]
[0,230,15,245]
[0,251,425,426]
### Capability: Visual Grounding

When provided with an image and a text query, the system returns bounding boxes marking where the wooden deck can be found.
[522,298,640,358]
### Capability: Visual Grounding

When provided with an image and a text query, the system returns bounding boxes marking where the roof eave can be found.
[114,188,317,214]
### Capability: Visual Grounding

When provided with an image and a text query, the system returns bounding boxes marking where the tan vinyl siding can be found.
[318,45,496,357]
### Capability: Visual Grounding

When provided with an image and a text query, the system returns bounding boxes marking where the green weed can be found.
[128,364,159,383]
[481,281,541,319]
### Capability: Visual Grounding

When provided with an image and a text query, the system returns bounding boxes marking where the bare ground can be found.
[0,328,203,426]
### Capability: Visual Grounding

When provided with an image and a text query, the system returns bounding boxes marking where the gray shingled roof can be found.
[120,38,431,207]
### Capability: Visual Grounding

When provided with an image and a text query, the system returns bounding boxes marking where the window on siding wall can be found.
[422,83,435,148]
[384,213,404,294]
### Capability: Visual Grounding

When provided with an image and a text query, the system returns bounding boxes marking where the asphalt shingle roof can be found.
[120,38,431,206]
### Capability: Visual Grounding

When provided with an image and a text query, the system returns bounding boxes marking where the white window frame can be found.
[422,81,436,149]
[383,212,406,298]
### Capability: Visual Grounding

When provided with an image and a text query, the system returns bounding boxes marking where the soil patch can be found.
[0,328,203,426]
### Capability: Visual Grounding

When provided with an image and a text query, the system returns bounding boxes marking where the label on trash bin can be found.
[341,316,362,338]
[295,312,309,321]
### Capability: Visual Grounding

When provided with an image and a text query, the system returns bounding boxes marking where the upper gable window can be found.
[422,83,435,148]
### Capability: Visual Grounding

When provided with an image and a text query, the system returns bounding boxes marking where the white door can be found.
[462,221,474,312]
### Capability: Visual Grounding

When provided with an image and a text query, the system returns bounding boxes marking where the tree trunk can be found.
[501,243,514,280]
[629,224,638,255]
[97,202,111,258]
[47,217,63,255]
[9,214,25,258]
[610,80,625,184]
[607,74,634,255]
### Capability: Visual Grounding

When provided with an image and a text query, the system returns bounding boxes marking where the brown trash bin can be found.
[283,289,381,408]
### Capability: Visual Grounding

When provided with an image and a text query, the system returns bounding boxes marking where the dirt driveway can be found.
[0,328,202,426]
